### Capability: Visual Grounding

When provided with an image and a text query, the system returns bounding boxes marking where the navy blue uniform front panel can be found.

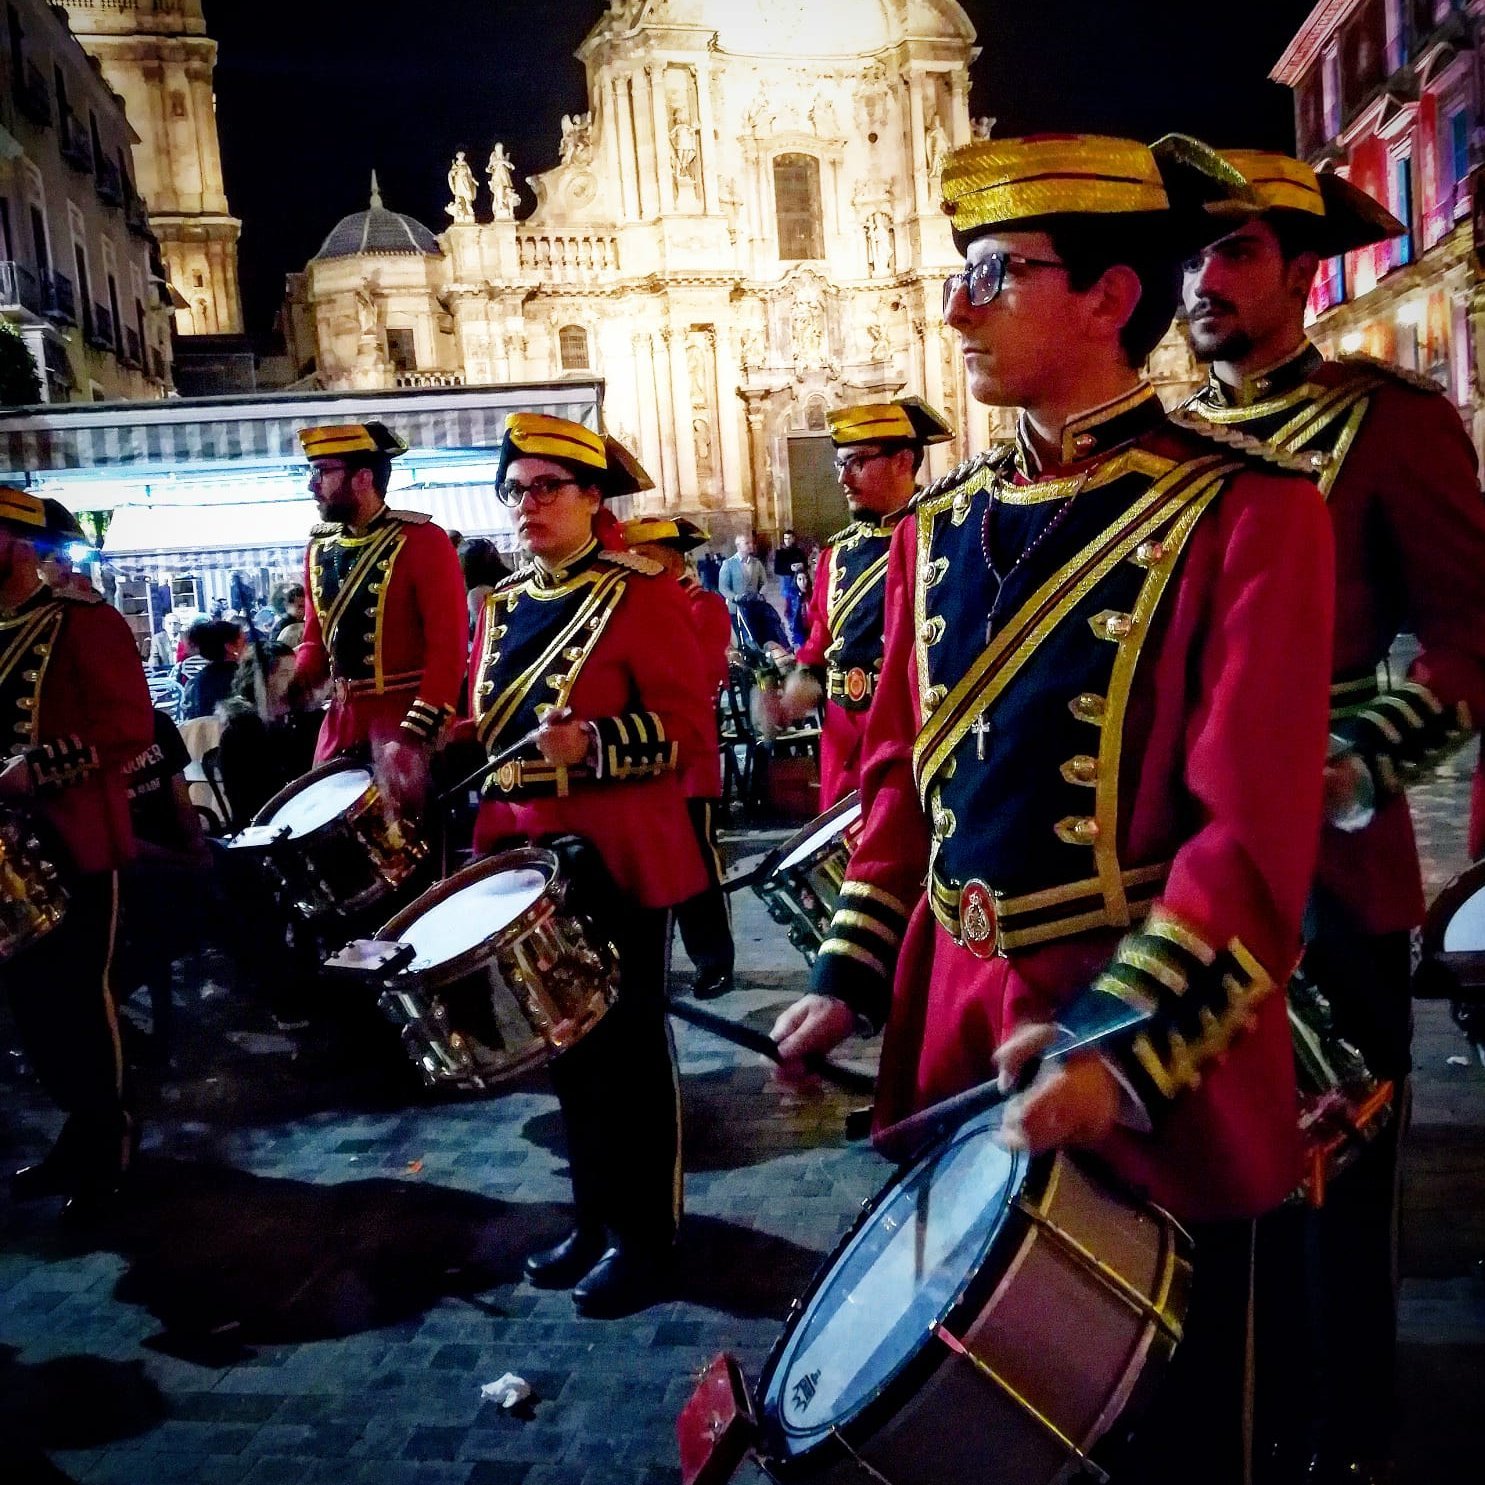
[825,525,893,710]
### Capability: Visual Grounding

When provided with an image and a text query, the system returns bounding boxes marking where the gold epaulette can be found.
[1338,353,1442,396]
[493,564,534,593]
[596,548,665,577]
[1165,412,1316,475]
[309,521,340,539]
[825,521,863,547]
[54,584,102,605]
[912,443,1013,509]
[386,508,432,525]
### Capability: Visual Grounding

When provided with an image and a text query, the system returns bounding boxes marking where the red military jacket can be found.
[468,541,711,909]
[1184,342,1485,930]
[682,580,731,801]
[813,387,1335,1223]
[294,506,468,761]
[796,512,905,808]
[0,584,154,874]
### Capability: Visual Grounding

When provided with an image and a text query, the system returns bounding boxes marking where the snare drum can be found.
[0,807,67,964]
[230,758,426,921]
[744,1103,1189,1485]
[752,793,863,963]
[370,846,619,1093]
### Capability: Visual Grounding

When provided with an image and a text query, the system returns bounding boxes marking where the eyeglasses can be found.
[494,476,580,508]
[307,462,348,487]
[942,252,1067,314]
[833,449,891,479]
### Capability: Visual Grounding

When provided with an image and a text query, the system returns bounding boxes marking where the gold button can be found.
[1308,450,1330,471]
[1072,432,1098,455]
[1133,540,1166,567]
[1055,815,1100,845]
[1061,755,1098,786]
[925,557,950,588]
[1069,693,1106,724]
[919,616,946,646]
[921,683,947,718]
[1088,610,1133,641]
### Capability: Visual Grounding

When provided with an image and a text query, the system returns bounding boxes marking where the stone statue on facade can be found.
[925,113,950,183]
[865,212,894,278]
[790,291,826,371]
[447,150,478,223]
[560,113,594,167]
[486,143,519,220]
[669,104,700,196]
[972,116,996,141]
[865,315,892,364]
[354,285,378,341]
[809,95,838,140]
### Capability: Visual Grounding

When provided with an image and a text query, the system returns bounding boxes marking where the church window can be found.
[559,324,591,371]
[386,327,417,373]
[774,155,824,261]
[806,398,828,431]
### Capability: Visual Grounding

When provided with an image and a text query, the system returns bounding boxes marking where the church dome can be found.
[314,174,442,261]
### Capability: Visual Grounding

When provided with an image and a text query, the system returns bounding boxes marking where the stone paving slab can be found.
[2,786,1483,1483]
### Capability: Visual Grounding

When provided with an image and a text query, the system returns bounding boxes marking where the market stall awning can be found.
[0,380,602,481]
[101,487,517,574]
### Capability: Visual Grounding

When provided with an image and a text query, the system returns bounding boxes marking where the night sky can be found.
[206,0,1318,339]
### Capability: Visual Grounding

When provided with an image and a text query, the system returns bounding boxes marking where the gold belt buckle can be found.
[958,879,1003,960]
[844,667,870,704]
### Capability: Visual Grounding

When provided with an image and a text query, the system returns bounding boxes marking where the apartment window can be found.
[29,205,47,274]
[73,243,91,329]
[1385,0,1409,70]
[1312,255,1347,315]
[89,112,104,167]
[52,65,68,117]
[1450,106,1471,215]
[385,327,417,373]
[107,272,123,351]
[558,324,590,371]
[1322,44,1343,139]
[1390,153,1414,267]
[774,154,824,260]
[0,197,11,261]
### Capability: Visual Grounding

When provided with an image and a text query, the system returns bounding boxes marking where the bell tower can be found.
[58,0,243,336]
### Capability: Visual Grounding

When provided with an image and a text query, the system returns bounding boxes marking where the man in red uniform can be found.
[785,399,953,808]
[1180,150,1485,1483]
[623,515,736,999]
[291,422,467,811]
[772,135,1336,1483]
[0,487,155,1221]
[469,415,712,1316]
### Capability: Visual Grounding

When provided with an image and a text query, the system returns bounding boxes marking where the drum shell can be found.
[373,848,619,1094]
[0,809,68,964]
[758,1148,1190,1485]
[246,760,428,922]
[752,793,862,964]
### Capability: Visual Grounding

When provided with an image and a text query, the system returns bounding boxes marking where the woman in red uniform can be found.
[469,414,711,1317]
[622,515,736,999]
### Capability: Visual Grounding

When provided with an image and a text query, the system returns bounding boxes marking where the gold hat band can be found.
[504,412,608,472]
[1221,150,1325,216]
[829,406,916,445]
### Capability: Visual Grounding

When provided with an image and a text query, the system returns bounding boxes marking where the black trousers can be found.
[2,871,132,1178]
[547,905,682,1252]
[673,798,734,982]
[1303,895,1413,1461]
[1104,1211,1306,1485]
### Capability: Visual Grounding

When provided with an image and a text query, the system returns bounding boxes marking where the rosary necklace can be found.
[980,471,1091,643]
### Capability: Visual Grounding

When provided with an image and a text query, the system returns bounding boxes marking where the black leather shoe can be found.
[9,1152,74,1202]
[692,967,735,1001]
[572,1245,670,1319]
[524,1228,606,1289]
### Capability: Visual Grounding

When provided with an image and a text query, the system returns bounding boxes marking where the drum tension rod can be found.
[931,1326,1110,1484]
[1011,1196,1184,1343]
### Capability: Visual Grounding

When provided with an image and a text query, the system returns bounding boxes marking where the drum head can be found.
[259,766,373,838]
[759,1106,1024,1457]
[397,866,549,972]
[774,796,862,873]
[1442,880,1485,951]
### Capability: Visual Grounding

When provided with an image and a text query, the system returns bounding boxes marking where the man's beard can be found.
[1186,315,1255,365]
[317,493,357,523]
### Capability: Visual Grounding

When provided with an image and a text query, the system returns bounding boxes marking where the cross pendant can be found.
[971,713,991,761]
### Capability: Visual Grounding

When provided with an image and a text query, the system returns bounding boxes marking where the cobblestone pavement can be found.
[2,761,1483,1484]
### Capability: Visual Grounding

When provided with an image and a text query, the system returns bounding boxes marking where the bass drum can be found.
[754,1104,1190,1485]
[1415,855,1485,1059]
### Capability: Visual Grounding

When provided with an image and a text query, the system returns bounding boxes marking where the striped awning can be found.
[0,380,603,482]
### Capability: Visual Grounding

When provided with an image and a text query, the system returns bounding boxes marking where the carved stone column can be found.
[634,70,658,219]
[650,65,676,216]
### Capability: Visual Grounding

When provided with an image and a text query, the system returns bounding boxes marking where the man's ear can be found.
[1285,250,1321,305]
[1089,263,1145,346]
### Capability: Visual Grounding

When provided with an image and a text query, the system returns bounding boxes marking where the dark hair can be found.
[196,618,242,664]
[1045,218,1182,368]
[184,617,213,652]
[1265,210,1324,266]
[345,452,394,496]
[459,537,510,590]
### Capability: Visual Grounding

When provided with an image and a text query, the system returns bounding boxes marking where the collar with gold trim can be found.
[1014,383,1165,478]
[1206,340,1324,408]
[529,538,602,592]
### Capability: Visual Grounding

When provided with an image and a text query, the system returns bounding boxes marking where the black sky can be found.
[206,0,1318,339]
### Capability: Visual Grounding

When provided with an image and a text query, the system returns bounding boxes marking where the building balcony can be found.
[395,370,465,388]
[96,157,125,209]
[42,270,77,326]
[125,189,152,238]
[59,111,94,174]
[13,62,51,129]
[122,326,142,368]
[86,303,115,351]
[0,261,45,316]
